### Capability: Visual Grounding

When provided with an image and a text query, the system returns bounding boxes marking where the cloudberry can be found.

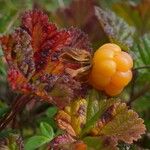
[89,43,133,96]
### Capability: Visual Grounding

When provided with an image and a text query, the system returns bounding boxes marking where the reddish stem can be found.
[0,95,31,131]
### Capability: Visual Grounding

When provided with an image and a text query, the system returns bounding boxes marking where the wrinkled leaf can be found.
[99,102,146,144]
[55,99,88,137]
[70,99,87,135]
[0,10,92,108]
[95,6,135,50]
[55,110,76,137]
[55,93,146,147]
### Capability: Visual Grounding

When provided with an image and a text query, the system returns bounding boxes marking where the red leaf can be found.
[7,67,35,94]
[21,10,71,72]
[67,27,92,52]
[0,10,92,108]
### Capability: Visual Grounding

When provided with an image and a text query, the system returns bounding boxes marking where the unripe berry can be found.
[89,43,133,96]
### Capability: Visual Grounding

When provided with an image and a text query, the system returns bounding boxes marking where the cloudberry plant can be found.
[89,43,133,96]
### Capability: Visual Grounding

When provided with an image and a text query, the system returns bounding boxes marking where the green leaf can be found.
[86,90,100,122]
[25,122,54,150]
[36,116,57,129]
[40,122,54,139]
[46,106,58,118]
[133,33,150,67]
[25,136,50,150]
[95,6,135,50]
[81,91,117,136]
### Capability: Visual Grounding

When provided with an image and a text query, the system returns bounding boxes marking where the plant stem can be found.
[133,65,150,70]
[129,69,138,102]
[128,83,150,106]
[0,95,31,131]
[128,65,150,106]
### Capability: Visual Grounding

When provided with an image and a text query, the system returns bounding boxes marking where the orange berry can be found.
[89,71,110,89]
[93,59,116,77]
[104,83,123,96]
[114,51,133,71]
[93,48,115,63]
[89,43,133,96]
[111,70,132,87]
[93,43,122,63]
[99,43,121,53]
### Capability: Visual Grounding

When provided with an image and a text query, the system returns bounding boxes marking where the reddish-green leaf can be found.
[0,10,92,108]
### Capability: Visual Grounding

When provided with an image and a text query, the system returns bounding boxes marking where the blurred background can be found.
[0,0,150,149]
